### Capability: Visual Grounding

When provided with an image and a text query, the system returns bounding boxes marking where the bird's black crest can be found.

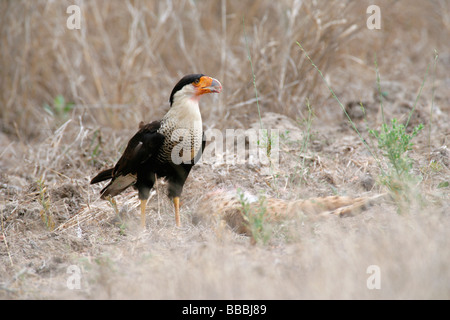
[169,74,204,106]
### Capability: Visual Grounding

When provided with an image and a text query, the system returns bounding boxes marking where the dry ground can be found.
[1,0,450,299]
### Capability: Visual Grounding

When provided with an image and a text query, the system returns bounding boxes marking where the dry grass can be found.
[1,0,450,299]
[1,0,364,137]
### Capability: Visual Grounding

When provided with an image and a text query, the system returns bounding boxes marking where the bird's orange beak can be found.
[195,76,222,95]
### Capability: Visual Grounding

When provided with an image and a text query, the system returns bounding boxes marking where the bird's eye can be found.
[194,78,200,85]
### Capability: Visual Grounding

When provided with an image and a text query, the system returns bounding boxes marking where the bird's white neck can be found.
[165,93,202,127]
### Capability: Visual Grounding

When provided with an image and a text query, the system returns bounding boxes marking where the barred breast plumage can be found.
[156,86,204,165]
[156,116,203,165]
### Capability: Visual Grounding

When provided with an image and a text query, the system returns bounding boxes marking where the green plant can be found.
[370,119,423,179]
[369,119,423,211]
[427,160,443,173]
[437,181,449,189]
[244,20,282,195]
[297,43,435,213]
[296,42,379,164]
[43,95,74,124]
[237,188,272,245]
[36,177,55,231]
[256,129,278,160]
[298,98,314,184]
[428,49,439,156]
[88,129,103,166]
[243,18,263,132]
[244,17,274,163]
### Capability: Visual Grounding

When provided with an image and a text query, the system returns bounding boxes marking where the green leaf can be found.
[54,95,65,109]
[437,181,449,189]
[64,102,74,113]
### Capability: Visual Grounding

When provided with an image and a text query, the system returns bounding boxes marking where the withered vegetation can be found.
[1,0,449,299]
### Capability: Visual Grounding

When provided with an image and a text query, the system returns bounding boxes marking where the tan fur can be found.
[56,188,386,235]
[196,189,387,235]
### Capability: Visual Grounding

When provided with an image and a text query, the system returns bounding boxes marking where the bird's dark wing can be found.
[91,121,164,199]
[113,120,164,177]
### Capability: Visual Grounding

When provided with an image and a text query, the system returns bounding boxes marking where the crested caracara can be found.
[90,74,222,227]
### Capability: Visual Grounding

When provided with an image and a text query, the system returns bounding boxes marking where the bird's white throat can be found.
[165,90,203,127]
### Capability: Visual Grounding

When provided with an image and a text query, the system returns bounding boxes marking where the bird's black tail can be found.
[90,168,114,184]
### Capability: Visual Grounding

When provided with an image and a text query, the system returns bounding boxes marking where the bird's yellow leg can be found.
[140,199,147,228]
[173,197,181,227]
